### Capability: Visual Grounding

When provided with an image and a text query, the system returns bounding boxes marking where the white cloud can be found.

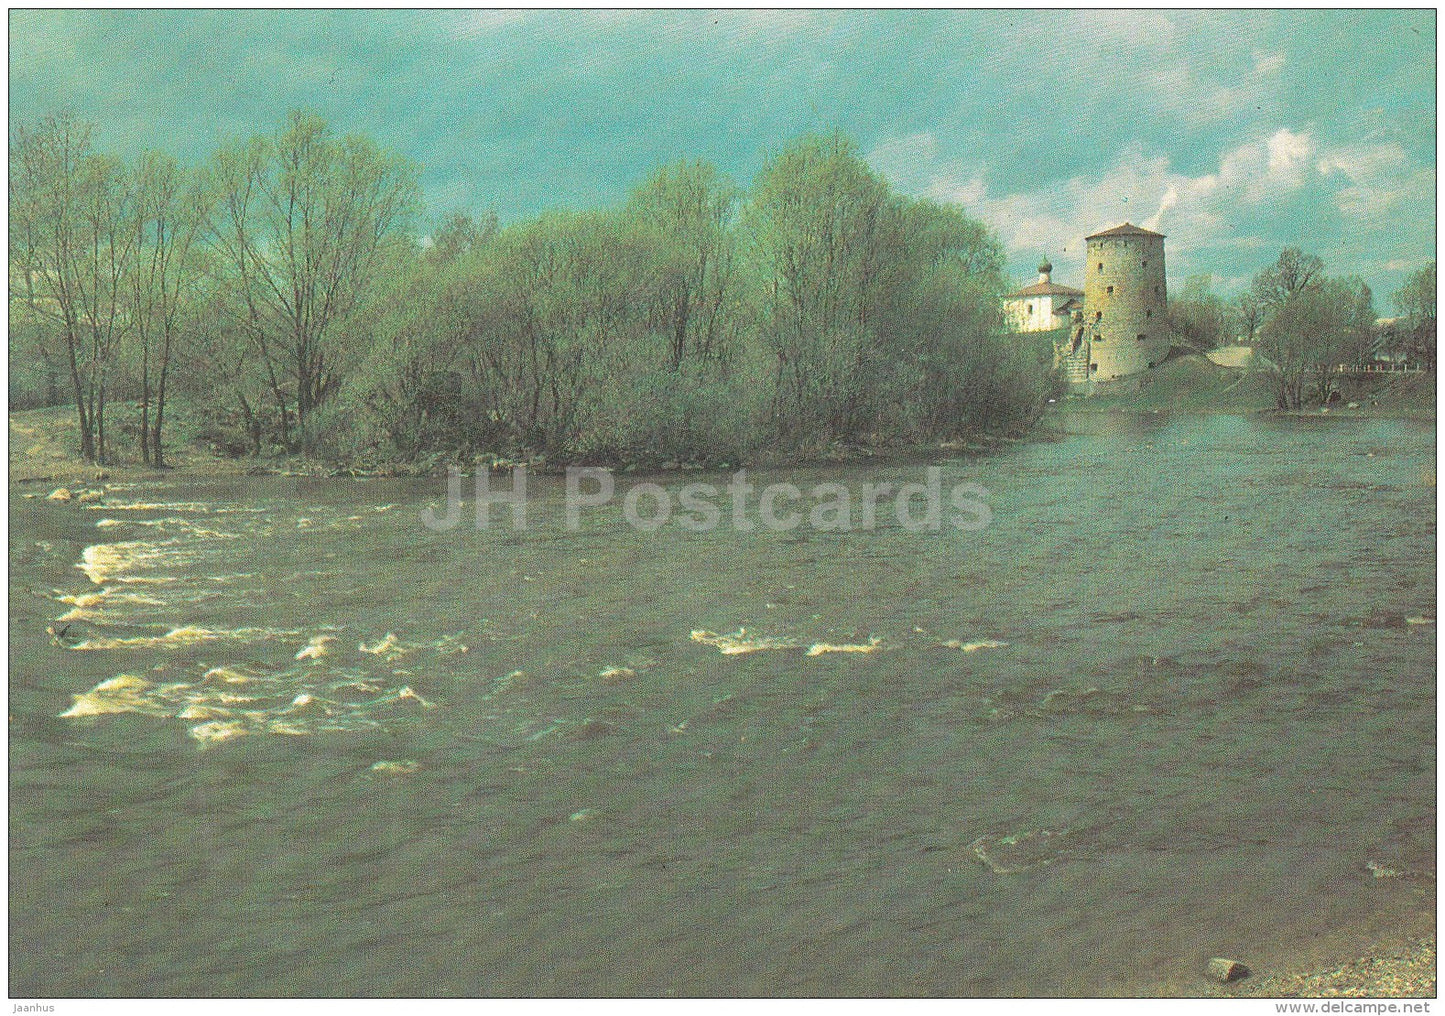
[1253,50,1286,76]
[1064,10,1178,52]
[1265,129,1313,182]
[869,125,1432,288]
[1317,142,1434,220]
[447,10,539,38]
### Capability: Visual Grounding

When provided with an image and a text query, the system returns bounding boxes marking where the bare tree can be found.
[209,111,420,450]
[10,114,133,462]
[1251,247,1325,310]
[1234,291,1264,343]
[128,151,210,466]
[1392,261,1436,370]
[1258,277,1373,409]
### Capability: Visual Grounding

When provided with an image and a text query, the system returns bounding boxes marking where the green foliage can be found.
[1257,262,1375,408]
[1166,275,1231,350]
[12,117,1055,467]
[741,132,1028,445]
[1392,261,1436,370]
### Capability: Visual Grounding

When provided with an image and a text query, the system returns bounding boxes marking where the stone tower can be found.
[1082,223,1167,381]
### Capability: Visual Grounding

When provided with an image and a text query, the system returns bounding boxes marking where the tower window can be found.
[1095,311,1102,321]
[1137,334,1147,342]
[1142,260,1149,267]
[1090,363,1098,371]
[1154,286,1161,296]
[1146,309,1152,317]
[1097,263,1104,272]
[1106,285,1114,295]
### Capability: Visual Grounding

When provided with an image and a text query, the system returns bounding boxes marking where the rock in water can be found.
[46,488,72,502]
[1207,958,1250,983]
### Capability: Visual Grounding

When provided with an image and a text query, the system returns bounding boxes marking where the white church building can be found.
[1003,260,1083,333]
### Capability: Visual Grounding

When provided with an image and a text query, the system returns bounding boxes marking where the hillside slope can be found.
[1059,353,1435,417]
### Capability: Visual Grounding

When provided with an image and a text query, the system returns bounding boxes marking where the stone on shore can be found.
[46,487,72,501]
[1207,958,1250,983]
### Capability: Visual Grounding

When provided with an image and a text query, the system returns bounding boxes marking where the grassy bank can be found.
[1055,353,1436,418]
[8,404,326,486]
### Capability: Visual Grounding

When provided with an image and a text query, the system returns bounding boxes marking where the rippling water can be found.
[9,412,1435,996]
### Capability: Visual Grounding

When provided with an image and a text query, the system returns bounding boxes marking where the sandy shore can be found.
[1227,933,1436,998]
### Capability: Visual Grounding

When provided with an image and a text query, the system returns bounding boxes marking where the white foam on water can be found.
[805,637,884,657]
[58,675,173,718]
[59,663,439,746]
[940,638,1010,652]
[359,633,415,660]
[68,625,298,651]
[77,539,200,585]
[690,628,799,655]
[84,500,215,512]
[432,633,470,655]
[370,759,420,774]
[1366,859,1406,879]
[970,829,1070,875]
[189,720,248,745]
[295,635,336,660]
[99,516,241,541]
[54,587,169,622]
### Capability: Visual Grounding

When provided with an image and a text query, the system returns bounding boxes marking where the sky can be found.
[9,8,1437,301]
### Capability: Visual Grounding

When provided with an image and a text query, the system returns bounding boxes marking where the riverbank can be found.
[1236,932,1436,998]
[1054,353,1436,419]
[10,403,1036,489]
[9,405,330,487]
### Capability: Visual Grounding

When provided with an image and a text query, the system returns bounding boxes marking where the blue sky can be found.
[10,8,1436,301]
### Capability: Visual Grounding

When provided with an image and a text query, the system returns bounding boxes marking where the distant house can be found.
[1371,317,1409,365]
[1003,260,1083,333]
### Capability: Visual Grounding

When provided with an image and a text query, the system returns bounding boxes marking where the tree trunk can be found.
[152,329,171,469]
[63,327,96,462]
[96,375,107,465]
[139,341,152,466]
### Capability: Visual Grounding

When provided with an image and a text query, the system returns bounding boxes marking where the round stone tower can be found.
[1082,223,1167,381]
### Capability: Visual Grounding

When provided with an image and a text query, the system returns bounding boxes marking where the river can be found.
[9,411,1435,996]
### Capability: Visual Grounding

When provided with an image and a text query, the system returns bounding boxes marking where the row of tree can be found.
[10,112,1059,466]
[1249,248,1377,409]
[1163,250,1435,409]
[10,111,419,465]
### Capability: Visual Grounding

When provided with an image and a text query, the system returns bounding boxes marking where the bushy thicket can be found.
[323,134,1058,466]
[11,113,1060,467]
